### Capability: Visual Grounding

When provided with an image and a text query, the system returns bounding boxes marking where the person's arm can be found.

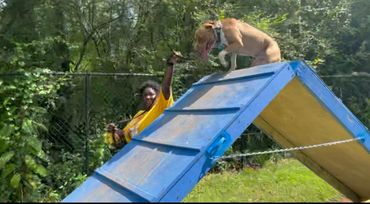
[162,52,181,100]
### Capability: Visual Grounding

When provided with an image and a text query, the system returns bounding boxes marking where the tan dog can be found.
[194,18,281,71]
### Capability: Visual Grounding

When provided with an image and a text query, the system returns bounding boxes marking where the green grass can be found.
[184,158,344,202]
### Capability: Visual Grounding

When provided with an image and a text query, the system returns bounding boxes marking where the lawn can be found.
[184,158,344,202]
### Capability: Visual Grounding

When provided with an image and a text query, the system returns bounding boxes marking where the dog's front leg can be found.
[218,50,229,68]
[222,36,243,71]
[218,51,237,72]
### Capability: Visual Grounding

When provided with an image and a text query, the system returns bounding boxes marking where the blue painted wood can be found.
[62,61,370,202]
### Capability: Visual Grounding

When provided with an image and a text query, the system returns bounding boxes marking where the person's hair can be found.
[139,80,161,95]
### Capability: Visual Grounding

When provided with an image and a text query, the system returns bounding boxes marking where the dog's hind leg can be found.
[251,54,269,67]
[264,41,281,63]
[251,58,266,67]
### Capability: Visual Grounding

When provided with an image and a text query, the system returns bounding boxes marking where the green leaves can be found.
[22,119,34,135]
[0,125,13,139]
[24,155,47,177]
[26,136,42,154]
[10,173,21,189]
[2,164,16,178]
[0,68,65,200]
[0,151,15,169]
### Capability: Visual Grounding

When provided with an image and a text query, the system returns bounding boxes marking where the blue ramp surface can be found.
[63,61,370,202]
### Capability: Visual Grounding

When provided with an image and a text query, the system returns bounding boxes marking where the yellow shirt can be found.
[123,89,173,143]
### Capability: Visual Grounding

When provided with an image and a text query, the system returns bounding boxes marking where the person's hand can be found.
[166,50,183,66]
[107,123,116,133]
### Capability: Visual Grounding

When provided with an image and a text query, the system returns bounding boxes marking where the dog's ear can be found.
[203,22,215,29]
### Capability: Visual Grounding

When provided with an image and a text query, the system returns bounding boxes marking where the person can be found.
[104,51,182,150]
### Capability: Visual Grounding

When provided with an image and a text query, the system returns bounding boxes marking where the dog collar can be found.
[213,21,228,50]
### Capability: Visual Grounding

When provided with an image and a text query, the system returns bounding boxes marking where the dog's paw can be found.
[220,60,229,68]
[228,67,236,72]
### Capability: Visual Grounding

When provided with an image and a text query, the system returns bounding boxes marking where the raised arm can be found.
[162,51,182,100]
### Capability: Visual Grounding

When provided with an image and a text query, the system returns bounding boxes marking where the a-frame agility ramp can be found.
[63,61,370,202]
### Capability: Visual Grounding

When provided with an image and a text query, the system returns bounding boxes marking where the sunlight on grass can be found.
[183,158,343,202]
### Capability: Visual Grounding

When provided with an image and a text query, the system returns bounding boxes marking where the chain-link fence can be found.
[0,71,162,173]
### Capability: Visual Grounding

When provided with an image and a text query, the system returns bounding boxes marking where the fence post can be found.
[84,73,91,174]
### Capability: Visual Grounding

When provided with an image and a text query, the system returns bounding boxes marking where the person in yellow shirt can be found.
[104,51,182,150]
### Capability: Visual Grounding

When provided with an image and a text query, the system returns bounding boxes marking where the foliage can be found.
[39,151,87,202]
[0,69,66,201]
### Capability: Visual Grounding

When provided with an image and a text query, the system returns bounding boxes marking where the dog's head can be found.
[194,21,218,60]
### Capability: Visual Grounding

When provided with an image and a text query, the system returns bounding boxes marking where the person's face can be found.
[142,87,157,110]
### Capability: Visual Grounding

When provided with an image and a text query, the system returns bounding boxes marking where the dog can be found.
[194,18,281,71]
